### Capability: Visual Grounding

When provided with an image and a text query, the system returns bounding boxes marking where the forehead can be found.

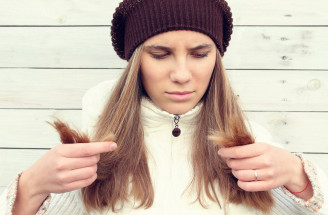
[143,30,215,46]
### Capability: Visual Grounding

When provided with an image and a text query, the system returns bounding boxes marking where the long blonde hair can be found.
[81,45,273,213]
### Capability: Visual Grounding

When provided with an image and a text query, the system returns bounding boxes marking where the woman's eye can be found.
[192,52,209,58]
[150,52,169,59]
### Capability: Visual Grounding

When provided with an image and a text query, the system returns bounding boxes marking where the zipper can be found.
[172,115,181,137]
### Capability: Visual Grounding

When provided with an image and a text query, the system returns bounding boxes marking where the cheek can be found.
[140,65,163,97]
[141,59,169,85]
[194,59,215,85]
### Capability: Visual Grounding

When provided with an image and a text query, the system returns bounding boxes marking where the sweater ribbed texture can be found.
[46,190,88,215]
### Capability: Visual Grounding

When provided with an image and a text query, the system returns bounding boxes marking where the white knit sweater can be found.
[0,80,326,215]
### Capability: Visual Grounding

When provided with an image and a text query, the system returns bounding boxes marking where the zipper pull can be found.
[172,115,181,137]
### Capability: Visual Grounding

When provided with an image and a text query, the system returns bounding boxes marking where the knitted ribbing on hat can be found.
[111,0,233,60]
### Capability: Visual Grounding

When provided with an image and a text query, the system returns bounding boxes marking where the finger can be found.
[232,169,259,182]
[218,143,268,159]
[56,155,100,170]
[226,155,267,170]
[70,155,100,170]
[232,168,277,182]
[59,142,117,158]
[237,180,277,192]
[55,174,98,193]
[57,165,98,184]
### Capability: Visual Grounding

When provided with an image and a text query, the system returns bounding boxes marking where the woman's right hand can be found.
[13,141,117,215]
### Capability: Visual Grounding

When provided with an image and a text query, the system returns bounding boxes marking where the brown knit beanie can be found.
[111,0,233,60]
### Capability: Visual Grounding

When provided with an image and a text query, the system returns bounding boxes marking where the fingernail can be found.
[110,143,117,150]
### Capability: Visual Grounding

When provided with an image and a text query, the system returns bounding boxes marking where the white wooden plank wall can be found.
[0,0,327,193]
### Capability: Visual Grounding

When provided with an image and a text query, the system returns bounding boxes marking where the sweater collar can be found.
[140,97,201,128]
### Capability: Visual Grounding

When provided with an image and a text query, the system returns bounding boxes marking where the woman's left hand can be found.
[218,142,313,200]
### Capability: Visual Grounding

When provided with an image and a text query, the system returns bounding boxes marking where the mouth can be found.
[166,91,194,101]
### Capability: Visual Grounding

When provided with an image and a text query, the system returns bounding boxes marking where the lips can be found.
[166,91,194,101]
[168,91,192,95]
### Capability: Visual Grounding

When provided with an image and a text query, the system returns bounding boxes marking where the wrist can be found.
[20,169,49,198]
[283,153,313,200]
[13,171,49,215]
[284,154,309,191]
[284,180,310,194]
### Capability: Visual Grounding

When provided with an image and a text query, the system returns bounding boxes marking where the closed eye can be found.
[151,52,170,59]
[192,52,209,58]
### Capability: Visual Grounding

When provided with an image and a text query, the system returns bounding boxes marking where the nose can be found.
[169,58,192,84]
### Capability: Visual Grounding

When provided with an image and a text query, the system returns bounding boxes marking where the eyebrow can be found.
[145,44,213,51]
[145,45,171,51]
[189,44,214,51]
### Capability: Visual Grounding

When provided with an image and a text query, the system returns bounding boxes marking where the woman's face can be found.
[140,30,216,115]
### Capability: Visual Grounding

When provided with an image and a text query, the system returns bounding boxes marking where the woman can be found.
[1,0,326,214]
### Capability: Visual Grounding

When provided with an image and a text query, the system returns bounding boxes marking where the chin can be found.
[165,104,194,115]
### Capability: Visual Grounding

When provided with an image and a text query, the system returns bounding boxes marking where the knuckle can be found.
[236,152,243,158]
[267,180,276,189]
[226,160,233,169]
[53,145,65,155]
[54,160,66,171]
[101,143,109,152]
[238,181,249,191]
[263,157,272,167]
[244,183,254,192]
[61,183,72,192]
[91,165,97,174]
[266,169,275,179]
[239,171,247,179]
[225,159,231,167]
[80,147,93,156]
[85,169,93,178]
[233,148,242,158]
[51,148,60,157]
[91,155,99,164]
[57,173,68,184]
[85,166,97,178]
[231,170,238,178]
[229,160,237,169]
[84,174,97,186]
[233,170,244,180]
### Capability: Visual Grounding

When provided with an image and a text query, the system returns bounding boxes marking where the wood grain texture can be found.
[0,0,121,25]
[0,109,81,148]
[0,149,47,188]
[224,27,328,70]
[228,70,328,111]
[0,69,122,108]
[246,112,328,152]
[0,187,5,195]
[0,0,327,25]
[0,27,327,69]
[0,27,126,68]
[229,0,328,26]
